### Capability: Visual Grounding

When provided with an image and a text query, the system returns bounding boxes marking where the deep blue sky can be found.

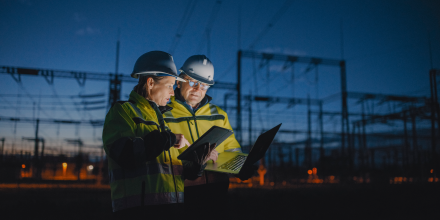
[0,0,439,153]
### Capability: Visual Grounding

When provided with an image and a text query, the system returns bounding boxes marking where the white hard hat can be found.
[179,55,214,85]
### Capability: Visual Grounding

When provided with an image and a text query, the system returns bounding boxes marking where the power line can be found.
[17,83,52,119]
[0,106,106,111]
[0,116,104,126]
[247,0,294,49]
[196,0,222,56]
[168,0,198,54]
[0,93,105,98]
[217,1,294,86]
[49,85,73,119]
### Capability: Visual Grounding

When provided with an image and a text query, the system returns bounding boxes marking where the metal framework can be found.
[0,66,237,109]
[243,95,323,168]
[237,50,348,155]
[429,69,440,169]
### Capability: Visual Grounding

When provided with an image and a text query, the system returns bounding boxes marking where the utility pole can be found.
[319,101,324,159]
[0,138,4,162]
[340,60,349,157]
[360,101,366,170]
[411,111,418,166]
[65,138,84,181]
[109,35,122,110]
[23,136,44,180]
[248,93,252,152]
[34,119,40,179]
[306,96,312,168]
[97,146,103,186]
[429,69,439,170]
[403,111,410,169]
[237,50,242,143]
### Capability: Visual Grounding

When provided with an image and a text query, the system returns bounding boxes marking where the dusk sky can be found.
[0,0,439,153]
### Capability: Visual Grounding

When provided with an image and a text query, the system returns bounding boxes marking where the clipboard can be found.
[177,126,233,160]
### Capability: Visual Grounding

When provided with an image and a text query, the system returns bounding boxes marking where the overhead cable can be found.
[247,0,294,49]
[168,0,198,54]
[196,0,222,55]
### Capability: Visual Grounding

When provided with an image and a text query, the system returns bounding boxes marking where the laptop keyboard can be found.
[218,155,247,171]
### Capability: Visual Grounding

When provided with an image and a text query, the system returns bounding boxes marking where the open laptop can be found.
[205,123,282,174]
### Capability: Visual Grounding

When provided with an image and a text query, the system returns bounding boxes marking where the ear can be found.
[146,77,155,89]
[177,81,181,88]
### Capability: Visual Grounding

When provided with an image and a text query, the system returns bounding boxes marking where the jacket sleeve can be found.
[102,103,176,169]
[143,130,176,161]
[219,108,242,153]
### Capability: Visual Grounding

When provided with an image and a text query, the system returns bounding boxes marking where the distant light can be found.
[430,169,434,174]
[87,165,94,171]
[307,170,312,175]
[62,162,67,177]
[22,164,25,169]
[312,167,317,175]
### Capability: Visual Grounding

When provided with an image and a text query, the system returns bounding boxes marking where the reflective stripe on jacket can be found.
[164,90,241,185]
[103,90,183,212]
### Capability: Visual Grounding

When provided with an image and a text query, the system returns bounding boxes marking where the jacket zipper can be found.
[186,119,195,143]
[152,103,178,203]
[178,99,208,184]
[193,115,200,138]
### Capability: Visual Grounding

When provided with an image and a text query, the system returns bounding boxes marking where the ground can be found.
[0,183,438,219]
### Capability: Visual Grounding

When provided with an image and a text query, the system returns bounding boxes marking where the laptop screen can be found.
[246,123,282,165]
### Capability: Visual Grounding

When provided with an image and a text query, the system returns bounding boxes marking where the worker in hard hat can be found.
[163,55,255,213]
[102,51,215,218]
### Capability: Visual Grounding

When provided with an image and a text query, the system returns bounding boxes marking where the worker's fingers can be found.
[204,143,211,157]
[173,134,191,149]
[211,149,218,155]
[209,143,217,151]
[210,150,218,163]
[174,134,183,147]
[184,138,191,147]
[204,148,218,163]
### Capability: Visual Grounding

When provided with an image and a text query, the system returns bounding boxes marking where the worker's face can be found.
[147,76,175,106]
[178,76,208,107]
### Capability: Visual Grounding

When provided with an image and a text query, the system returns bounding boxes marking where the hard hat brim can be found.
[132,71,186,82]
[179,70,214,85]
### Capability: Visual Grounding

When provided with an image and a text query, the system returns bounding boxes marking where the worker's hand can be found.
[207,149,218,163]
[174,134,191,149]
[236,164,257,181]
[192,143,216,165]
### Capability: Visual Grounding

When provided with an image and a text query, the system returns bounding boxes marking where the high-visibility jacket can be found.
[164,90,241,185]
[102,90,184,212]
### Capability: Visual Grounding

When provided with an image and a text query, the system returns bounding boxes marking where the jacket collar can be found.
[173,88,212,111]
[158,105,173,114]
[129,90,173,114]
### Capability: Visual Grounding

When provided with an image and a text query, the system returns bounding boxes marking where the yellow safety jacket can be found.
[164,89,241,185]
[102,91,183,212]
